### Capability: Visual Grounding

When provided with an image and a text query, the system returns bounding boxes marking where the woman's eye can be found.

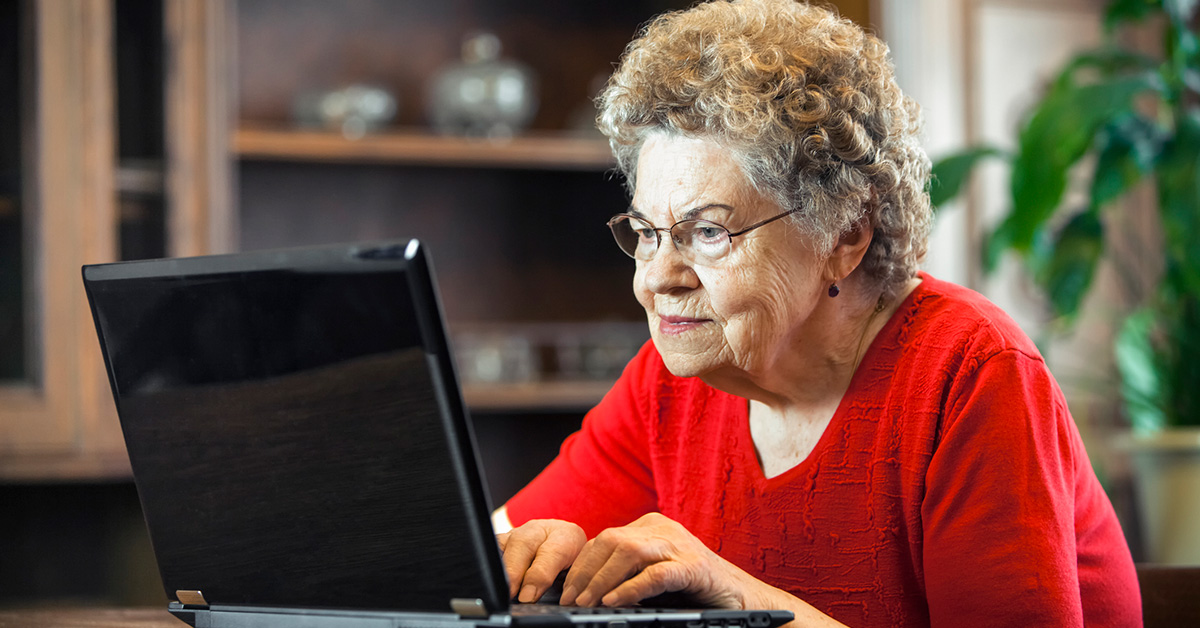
[635,228,657,241]
[697,226,724,240]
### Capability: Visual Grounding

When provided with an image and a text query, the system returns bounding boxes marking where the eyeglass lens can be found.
[608,215,732,265]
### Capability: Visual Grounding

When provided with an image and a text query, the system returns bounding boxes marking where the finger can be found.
[497,531,510,552]
[501,529,541,599]
[574,541,651,607]
[515,524,586,603]
[518,551,569,603]
[600,561,686,607]
[520,530,585,605]
[566,527,669,608]
[560,536,610,605]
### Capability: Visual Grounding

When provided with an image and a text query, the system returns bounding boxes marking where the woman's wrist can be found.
[738,580,849,628]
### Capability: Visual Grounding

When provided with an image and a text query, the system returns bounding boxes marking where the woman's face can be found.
[630,134,829,382]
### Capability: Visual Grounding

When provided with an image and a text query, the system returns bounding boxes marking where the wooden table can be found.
[1137,564,1200,628]
[0,608,181,628]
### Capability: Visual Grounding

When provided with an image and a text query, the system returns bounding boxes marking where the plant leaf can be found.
[1164,0,1200,25]
[1090,113,1164,210]
[1163,292,1200,426]
[1105,0,1163,31]
[1007,72,1159,253]
[1167,26,1200,98]
[1184,68,1200,93]
[1115,308,1168,433]
[1134,112,1200,429]
[1176,21,1200,58]
[928,146,1004,210]
[981,214,1017,275]
[1156,112,1200,300]
[1035,209,1104,320]
[1060,47,1159,81]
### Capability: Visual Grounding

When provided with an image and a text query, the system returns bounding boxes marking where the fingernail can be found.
[560,585,578,606]
[575,591,594,607]
[519,584,538,603]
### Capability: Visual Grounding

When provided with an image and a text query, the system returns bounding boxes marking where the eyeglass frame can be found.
[606,207,800,265]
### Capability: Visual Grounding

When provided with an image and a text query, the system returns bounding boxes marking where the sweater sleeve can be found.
[503,342,661,538]
[921,348,1087,628]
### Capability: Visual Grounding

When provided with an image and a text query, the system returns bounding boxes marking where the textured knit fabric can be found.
[505,273,1141,628]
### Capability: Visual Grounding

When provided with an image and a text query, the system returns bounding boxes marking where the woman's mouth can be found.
[658,315,709,335]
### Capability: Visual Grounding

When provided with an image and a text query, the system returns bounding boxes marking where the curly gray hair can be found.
[597,0,931,299]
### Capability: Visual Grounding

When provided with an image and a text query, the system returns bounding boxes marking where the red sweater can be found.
[506,274,1140,627]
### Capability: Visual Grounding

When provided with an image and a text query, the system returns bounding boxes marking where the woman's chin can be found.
[657,349,720,379]
[651,324,729,378]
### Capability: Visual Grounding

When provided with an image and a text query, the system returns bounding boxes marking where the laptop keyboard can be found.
[512,604,681,616]
[510,604,784,628]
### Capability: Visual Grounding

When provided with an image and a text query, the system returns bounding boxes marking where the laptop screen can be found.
[83,241,508,614]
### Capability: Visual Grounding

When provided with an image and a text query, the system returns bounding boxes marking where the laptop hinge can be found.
[176,590,209,607]
[450,598,489,618]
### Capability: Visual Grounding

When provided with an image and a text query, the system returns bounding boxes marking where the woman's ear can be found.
[827,215,874,282]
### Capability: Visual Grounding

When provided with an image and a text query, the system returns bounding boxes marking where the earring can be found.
[828,283,840,298]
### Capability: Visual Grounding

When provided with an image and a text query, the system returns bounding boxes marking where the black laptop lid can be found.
[82,240,509,615]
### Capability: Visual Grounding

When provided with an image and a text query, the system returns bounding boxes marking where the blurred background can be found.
[1,0,1192,608]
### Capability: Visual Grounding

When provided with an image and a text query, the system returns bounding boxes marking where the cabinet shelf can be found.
[463,379,613,412]
[234,125,615,171]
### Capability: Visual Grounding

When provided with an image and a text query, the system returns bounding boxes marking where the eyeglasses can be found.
[607,208,799,266]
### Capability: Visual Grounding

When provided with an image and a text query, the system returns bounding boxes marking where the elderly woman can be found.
[493,1,1141,626]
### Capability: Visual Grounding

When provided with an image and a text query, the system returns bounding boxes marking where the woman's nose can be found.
[640,238,699,294]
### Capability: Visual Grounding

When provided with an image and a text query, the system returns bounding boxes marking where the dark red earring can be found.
[828,283,840,298]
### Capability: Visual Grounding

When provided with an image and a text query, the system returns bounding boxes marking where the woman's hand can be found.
[559,512,772,610]
[503,514,846,627]
[498,519,587,602]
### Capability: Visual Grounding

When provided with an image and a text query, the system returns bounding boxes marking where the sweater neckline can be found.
[738,273,932,487]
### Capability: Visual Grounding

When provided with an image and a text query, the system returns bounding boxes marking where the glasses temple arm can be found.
[727,208,799,238]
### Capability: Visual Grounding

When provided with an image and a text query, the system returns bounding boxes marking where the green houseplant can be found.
[929,0,1199,563]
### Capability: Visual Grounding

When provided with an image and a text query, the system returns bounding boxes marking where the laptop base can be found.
[170,602,791,628]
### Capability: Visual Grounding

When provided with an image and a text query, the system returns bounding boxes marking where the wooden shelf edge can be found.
[464,379,613,412]
[0,451,133,482]
[234,125,616,171]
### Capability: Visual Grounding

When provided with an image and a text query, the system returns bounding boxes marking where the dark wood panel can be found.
[236,0,872,132]
[0,609,175,628]
[236,0,694,130]
[236,161,644,324]
[1138,564,1200,628]
[0,483,162,607]
[472,411,583,505]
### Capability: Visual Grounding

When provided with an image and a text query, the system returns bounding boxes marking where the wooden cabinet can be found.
[228,0,684,413]
[228,0,871,414]
[0,0,230,479]
[0,0,872,480]
[0,0,124,479]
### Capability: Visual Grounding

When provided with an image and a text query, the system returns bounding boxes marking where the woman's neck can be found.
[703,276,920,413]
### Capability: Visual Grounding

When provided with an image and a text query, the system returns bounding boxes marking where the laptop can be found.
[82,239,794,628]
